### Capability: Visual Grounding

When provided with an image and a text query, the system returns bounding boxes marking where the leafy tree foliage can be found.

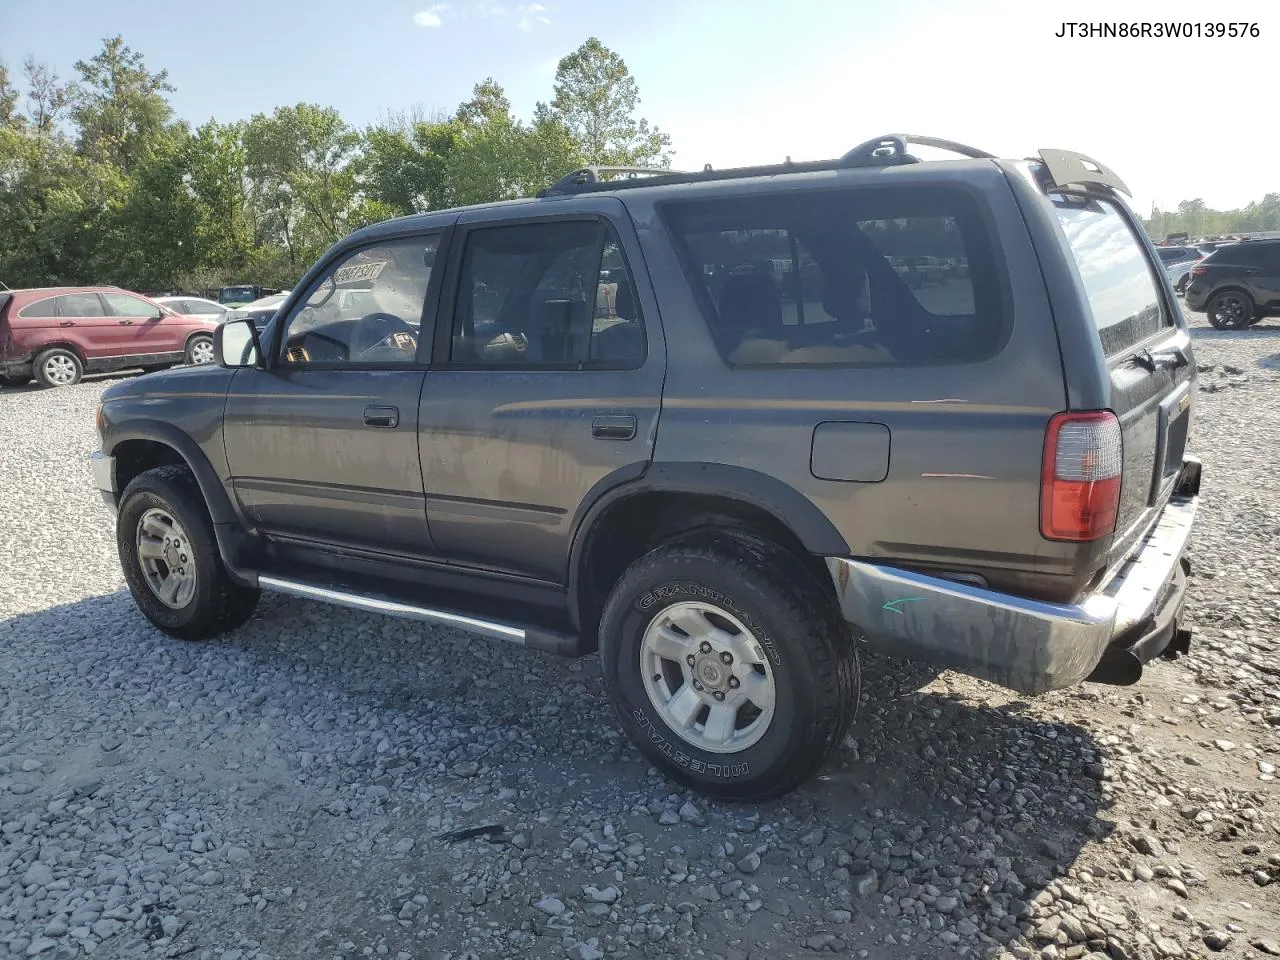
[0,36,669,292]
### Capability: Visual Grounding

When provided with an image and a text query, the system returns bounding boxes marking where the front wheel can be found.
[185,334,215,365]
[599,531,859,801]
[117,466,260,640]
[1206,290,1254,329]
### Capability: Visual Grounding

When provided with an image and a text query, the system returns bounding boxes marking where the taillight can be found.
[1041,411,1122,542]
[1190,265,1207,277]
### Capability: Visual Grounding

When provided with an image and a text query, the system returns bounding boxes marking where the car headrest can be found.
[717,272,782,333]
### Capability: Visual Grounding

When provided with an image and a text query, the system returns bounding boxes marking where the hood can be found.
[101,361,236,405]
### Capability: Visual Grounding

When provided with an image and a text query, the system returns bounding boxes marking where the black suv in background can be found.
[90,136,1201,800]
[1185,239,1280,328]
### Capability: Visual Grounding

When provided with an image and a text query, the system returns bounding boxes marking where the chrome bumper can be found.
[827,494,1198,695]
[91,451,117,514]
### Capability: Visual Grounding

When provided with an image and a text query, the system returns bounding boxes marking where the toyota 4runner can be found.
[90,135,1201,800]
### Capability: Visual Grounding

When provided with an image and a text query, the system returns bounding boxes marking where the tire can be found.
[185,334,215,365]
[117,465,260,640]
[1174,274,1189,296]
[33,348,83,387]
[599,530,859,801]
[1206,290,1254,330]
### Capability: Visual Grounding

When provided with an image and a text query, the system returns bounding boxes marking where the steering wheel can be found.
[352,313,419,360]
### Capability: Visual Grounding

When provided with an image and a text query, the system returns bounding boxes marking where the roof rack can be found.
[536,134,998,198]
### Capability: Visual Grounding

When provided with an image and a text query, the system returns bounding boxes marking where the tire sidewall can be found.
[117,478,223,634]
[600,551,829,795]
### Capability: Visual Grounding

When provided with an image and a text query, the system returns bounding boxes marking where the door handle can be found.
[118,319,135,325]
[59,320,76,327]
[591,415,637,441]
[363,405,399,428]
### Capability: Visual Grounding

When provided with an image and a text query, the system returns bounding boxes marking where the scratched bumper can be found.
[826,494,1198,695]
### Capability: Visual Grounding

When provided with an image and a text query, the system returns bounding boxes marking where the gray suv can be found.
[90,135,1201,800]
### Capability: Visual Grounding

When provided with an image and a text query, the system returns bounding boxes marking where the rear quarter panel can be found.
[627,163,1089,600]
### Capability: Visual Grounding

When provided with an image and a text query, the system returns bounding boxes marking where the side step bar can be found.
[257,575,581,656]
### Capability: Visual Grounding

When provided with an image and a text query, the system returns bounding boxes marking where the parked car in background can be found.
[1185,238,1280,328]
[156,296,228,320]
[0,286,219,387]
[219,292,290,331]
[1156,245,1202,295]
[217,284,283,308]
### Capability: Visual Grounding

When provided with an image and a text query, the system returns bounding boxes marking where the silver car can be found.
[155,296,229,320]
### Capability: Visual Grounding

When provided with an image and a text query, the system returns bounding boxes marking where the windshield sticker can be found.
[333,260,387,285]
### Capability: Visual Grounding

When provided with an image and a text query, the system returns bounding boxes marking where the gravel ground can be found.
[1,310,1278,960]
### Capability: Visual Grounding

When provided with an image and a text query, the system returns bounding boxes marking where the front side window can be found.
[665,187,1001,367]
[1053,196,1171,356]
[57,294,107,317]
[279,235,438,365]
[450,220,644,368]
[103,293,157,317]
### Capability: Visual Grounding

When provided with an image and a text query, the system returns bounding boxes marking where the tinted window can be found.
[1053,196,1170,356]
[1156,247,1184,263]
[57,294,107,317]
[19,297,60,318]
[1213,242,1280,267]
[665,188,1002,367]
[279,236,437,365]
[103,293,157,316]
[450,220,644,368]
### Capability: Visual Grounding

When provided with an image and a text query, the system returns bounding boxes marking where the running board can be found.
[257,575,581,656]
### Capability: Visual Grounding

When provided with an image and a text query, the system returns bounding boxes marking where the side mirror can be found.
[214,317,263,368]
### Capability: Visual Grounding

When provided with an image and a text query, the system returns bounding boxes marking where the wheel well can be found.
[35,342,87,363]
[1209,286,1254,303]
[185,330,214,348]
[574,491,833,650]
[113,439,189,498]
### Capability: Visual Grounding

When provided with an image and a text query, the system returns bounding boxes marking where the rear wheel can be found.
[1174,274,1189,295]
[1206,290,1254,329]
[185,334,215,365]
[117,465,260,640]
[599,530,859,801]
[34,348,83,387]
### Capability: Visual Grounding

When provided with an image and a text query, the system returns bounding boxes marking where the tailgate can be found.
[1052,195,1194,565]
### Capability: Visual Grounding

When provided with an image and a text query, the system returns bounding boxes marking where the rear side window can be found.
[57,294,107,317]
[19,297,60,318]
[1053,196,1171,356]
[663,187,1004,367]
[449,219,645,368]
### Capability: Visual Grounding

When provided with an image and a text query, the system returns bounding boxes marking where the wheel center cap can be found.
[695,656,725,689]
[164,541,181,569]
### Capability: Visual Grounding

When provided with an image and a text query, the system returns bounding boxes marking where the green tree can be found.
[23,57,71,137]
[244,103,363,267]
[547,37,670,167]
[71,36,175,174]
[0,63,20,130]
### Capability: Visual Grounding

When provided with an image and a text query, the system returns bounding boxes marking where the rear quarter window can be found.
[18,297,61,319]
[662,186,1007,368]
[1053,196,1171,357]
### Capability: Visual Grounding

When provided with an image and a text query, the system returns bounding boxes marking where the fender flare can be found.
[566,461,850,628]
[105,419,239,525]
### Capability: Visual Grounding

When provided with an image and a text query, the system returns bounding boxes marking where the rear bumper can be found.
[1184,285,1209,311]
[827,458,1200,695]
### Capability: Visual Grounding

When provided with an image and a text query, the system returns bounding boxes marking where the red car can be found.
[0,286,219,388]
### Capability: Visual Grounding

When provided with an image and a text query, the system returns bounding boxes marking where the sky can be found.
[1,0,1275,216]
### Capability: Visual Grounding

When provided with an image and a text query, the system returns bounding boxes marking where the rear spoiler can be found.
[1037,149,1131,197]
